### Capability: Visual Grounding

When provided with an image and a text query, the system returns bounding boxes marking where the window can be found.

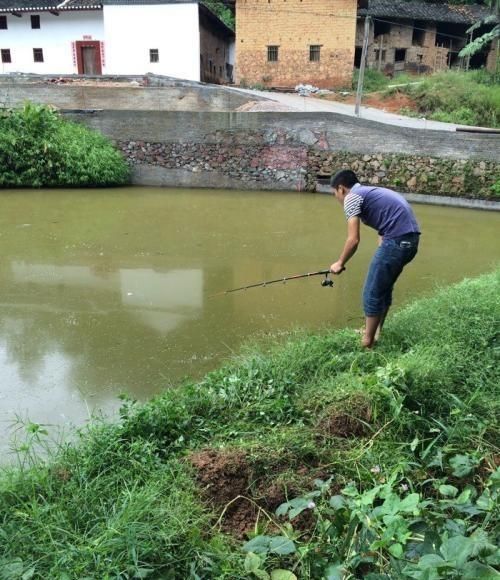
[0,16,7,30]
[412,22,426,47]
[373,20,390,37]
[1,48,11,63]
[267,45,279,62]
[309,45,321,62]
[33,48,44,62]
[31,15,40,29]
[395,48,406,62]
[149,48,159,63]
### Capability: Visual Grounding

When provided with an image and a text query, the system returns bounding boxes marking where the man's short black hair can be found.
[331,170,359,190]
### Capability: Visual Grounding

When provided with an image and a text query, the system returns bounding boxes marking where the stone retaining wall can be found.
[67,110,500,198]
[308,152,499,198]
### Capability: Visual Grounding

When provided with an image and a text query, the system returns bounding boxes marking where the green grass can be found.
[1,270,499,578]
[397,70,500,128]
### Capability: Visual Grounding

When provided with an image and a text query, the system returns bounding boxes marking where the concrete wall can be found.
[0,82,265,111]
[67,110,499,161]
[103,4,200,79]
[65,110,500,196]
[0,11,103,75]
[235,0,357,88]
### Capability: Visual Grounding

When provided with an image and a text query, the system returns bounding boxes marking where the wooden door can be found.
[75,41,102,75]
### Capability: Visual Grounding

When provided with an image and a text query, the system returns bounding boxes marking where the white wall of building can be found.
[0,11,103,74]
[103,4,200,80]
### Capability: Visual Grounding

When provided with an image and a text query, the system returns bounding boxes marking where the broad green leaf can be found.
[439,485,458,498]
[399,493,420,513]
[245,552,263,573]
[329,495,346,510]
[469,529,497,557]
[417,554,448,570]
[389,543,403,558]
[271,570,298,580]
[341,484,359,497]
[243,536,271,554]
[486,548,500,566]
[440,535,473,567]
[461,560,500,578]
[269,536,296,555]
[476,489,493,511]
[456,488,472,504]
[449,454,477,477]
[410,436,419,451]
[325,563,344,580]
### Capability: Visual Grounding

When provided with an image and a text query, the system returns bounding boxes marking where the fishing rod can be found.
[212,268,343,297]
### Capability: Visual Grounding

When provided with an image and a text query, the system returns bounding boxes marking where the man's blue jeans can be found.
[363,233,419,316]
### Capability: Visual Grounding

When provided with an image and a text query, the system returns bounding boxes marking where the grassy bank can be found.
[352,69,500,128]
[399,70,500,128]
[0,103,129,188]
[1,271,499,578]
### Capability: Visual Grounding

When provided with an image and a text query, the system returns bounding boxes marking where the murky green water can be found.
[0,187,498,455]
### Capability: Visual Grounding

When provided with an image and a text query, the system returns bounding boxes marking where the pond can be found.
[0,187,498,456]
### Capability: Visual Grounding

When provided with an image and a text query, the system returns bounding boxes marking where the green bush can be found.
[403,70,500,128]
[0,103,129,188]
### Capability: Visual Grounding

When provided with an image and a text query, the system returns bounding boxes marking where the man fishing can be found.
[330,170,420,348]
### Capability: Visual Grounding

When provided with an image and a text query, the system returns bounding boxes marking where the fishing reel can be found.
[321,273,334,288]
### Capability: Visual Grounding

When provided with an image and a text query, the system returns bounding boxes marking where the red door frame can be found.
[75,40,102,75]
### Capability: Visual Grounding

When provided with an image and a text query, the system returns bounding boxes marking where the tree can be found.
[459,0,499,68]
[202,0,235,29]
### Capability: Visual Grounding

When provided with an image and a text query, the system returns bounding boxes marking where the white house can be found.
[0,0,234,83]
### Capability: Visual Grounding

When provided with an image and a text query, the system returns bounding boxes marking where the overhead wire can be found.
[216,2,488,43]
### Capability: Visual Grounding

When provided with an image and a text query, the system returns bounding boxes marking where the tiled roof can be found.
[0,0,196,11]
[0,0,101,11]
[359,0,493,24]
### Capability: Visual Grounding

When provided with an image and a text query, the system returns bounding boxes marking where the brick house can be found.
[235,0,367,89]
[0,0,234,83]
[356,0,498,75]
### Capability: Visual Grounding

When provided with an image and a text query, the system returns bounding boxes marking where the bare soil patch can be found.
[189,448,256,538]
[323,90,418,114]
[188,448,325,538]
[318,397,373,439]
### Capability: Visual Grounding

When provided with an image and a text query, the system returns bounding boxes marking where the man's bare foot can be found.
[362,334,375,348]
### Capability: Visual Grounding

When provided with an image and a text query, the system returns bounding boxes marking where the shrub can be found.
[403,70,500,128]
[0,103,129,188]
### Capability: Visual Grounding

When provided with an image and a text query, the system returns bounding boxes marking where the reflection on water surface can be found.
[0,187,498,457]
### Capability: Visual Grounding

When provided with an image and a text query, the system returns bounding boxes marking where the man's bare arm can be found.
[331,217,360,274]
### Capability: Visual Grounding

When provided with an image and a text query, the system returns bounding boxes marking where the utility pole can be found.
[355,16,371,117]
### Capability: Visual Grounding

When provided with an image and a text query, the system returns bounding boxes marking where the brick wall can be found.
[235,0,357,88]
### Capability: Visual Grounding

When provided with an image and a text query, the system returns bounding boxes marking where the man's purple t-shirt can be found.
[344,184,420,240]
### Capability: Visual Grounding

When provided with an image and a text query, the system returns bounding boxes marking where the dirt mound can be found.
[189,448,256,537]
[319,397,373,439]
[188,449,322,538]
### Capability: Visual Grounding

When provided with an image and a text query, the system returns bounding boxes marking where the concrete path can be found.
[235,88,460,132]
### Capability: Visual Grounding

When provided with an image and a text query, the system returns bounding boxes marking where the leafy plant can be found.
[242,469,499,579]
[0,103,129,188]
